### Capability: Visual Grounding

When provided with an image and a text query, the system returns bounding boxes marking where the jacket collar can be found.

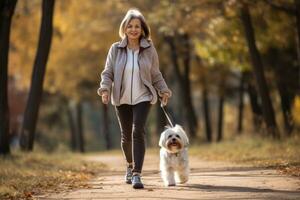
[117,37,151,49]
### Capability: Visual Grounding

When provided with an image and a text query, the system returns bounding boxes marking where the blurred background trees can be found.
[1,0,299,154]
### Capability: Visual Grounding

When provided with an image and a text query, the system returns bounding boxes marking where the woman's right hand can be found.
[101,91,110,104]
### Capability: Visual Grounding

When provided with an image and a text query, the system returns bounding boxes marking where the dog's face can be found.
[159,125,189,153]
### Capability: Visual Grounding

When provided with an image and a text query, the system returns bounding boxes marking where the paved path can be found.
[37,152,300,200]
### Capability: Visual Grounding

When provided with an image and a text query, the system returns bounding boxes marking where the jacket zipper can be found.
[131,50,134,104]
[137,52,142,82]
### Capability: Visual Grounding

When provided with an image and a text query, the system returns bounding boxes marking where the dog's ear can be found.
[184,134,189,147]
[182,129,189,147]
[175,125,189,147]
[159,130,166,147]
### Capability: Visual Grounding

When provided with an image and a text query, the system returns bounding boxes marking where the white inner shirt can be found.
[119,47,152,105]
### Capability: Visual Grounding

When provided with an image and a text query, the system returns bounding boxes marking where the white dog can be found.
[159,125,189,186]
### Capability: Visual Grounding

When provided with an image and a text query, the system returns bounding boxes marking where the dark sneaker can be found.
[125,167,132,184]
[132,174,144,189]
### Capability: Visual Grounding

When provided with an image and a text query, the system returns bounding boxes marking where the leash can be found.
[160,101,174,128]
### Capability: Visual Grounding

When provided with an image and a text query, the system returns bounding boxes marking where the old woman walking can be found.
[98,8,172,189]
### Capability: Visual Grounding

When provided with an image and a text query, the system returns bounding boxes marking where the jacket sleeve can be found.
[97,44,115,96]
[151,46,172,97]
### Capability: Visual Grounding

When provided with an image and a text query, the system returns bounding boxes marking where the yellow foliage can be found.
[0,151,106,199]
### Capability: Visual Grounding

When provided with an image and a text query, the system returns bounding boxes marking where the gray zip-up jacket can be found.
[97,37,172,106]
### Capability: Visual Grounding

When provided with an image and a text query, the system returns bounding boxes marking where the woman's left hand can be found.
[161,93,170,106]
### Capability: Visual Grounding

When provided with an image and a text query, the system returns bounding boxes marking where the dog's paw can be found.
[164,181,176,187]
[164,182,176,187]
[177,176,188,184]
[178,179,188,184]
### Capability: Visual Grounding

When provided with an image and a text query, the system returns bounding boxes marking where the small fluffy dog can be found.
[159,125,189,186]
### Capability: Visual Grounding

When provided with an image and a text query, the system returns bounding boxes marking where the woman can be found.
[97,9,172,189]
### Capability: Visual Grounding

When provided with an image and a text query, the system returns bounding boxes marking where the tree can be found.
[244,71,263,131]
[264,0,300,65]
[216,65,228,142]
[43,1,127,151]
[237,72,245,133]
[266,48,294,135]
[0,0,17,155]
[165,34,198,138]
[217,93,225,142]
[75,101,84,153]
[240,3,279,138]
[196,56,212,142]
[263,0,298,135]
[66,101,77,151]
[181,33,199,138]
[202,84,212,142]
[20,0,55,151]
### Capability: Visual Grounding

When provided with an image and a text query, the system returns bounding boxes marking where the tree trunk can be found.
[102,104,111,150]
[165,35,198,138]
[202,86,212,142]
[237,72,245,133]
[196,56,212,142]
[0,0,17,155]
[272,58,294,136]
[240,3,279,138]
[164,35,184,123]
[245,72,263,131]
[276,77,294,135]
[20,0,55,151]
[217,94,224,142]
[181,33,198,138]
[76,101,84,153]
[67,103,77,151]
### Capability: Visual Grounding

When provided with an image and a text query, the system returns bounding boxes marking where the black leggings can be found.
[115,101,151,173]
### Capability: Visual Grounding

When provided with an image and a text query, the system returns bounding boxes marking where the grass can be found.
[0,149,106,200]
[189,134,300,177]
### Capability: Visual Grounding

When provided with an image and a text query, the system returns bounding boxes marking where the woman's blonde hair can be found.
[119,9,151,40]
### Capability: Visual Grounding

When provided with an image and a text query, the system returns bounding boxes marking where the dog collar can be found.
[168,152,179,157]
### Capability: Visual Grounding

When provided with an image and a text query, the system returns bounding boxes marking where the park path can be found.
[37,151,300,200]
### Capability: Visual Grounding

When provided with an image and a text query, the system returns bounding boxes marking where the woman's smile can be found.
[129,32,138,37]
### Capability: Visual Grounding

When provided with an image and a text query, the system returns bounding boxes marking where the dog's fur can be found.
[159,125,189,186]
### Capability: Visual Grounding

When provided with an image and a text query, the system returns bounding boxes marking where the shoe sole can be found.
[133,183,144,189]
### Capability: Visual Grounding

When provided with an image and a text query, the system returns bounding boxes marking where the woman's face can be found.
[125,18,142,41]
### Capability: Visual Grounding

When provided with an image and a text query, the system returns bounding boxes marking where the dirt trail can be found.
[37,152,300,200]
